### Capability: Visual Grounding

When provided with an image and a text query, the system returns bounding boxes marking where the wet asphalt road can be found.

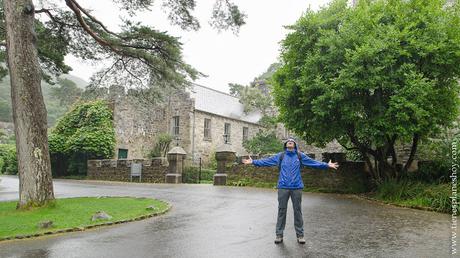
[0,175,453,258]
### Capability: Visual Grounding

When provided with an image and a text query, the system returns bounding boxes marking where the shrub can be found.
[243,131,283,155]
[148,133,173,158]
[375,179,458,214]
[182,166,215,183]
[206,150,217,170]
[405,160,450,184]
[0,144,17,175]
[48,100,115,176]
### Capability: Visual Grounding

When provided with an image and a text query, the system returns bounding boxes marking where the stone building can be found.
[111,83,344,166]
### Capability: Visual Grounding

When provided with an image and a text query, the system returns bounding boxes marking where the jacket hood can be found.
[283,138,298,152]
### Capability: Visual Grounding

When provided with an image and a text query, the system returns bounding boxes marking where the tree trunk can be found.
[3,0,55,208]
[403,133,419,174]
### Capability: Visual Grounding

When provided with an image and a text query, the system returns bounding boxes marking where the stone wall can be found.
[169,91,195,159]
[88,151,371,193]
[112,96,167,159]
[87,158,168,183]
[227,159,371,193]
[191,110,262,164]
[111,88,194,159]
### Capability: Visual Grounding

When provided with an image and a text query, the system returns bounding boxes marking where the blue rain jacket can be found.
[252,144,329,189]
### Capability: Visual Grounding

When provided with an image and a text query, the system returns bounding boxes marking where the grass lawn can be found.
[0,197,169,239]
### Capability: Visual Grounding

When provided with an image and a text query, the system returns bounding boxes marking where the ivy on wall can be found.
[48,100,115,176]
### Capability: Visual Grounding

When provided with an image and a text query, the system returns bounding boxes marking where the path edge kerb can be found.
[352,194,441,213]
[0,198,172,242]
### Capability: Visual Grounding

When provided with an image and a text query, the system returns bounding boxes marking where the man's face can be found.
[286,141,295,149]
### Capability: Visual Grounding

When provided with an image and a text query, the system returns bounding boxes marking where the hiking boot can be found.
[297,236,306,244]
[274,235,283,244]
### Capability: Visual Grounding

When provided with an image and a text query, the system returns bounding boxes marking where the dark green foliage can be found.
[228,83,244,97]
[228,177,277,188]
[0,144,17,175]
[414,130,460,183]
[272,0,460,181]
[207,150,217,170]
[374,179,457,214]
[0,7,71,84]
[243,132,283,155]
[148,133,173,158]
[405,160,450,184]
[209,0,247,33]
[182,166,215,183]
[48,100,115,176]
[35,19,72,83]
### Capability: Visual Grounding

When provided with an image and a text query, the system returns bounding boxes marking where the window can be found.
[243,127,249,142]
[204,118,211,139]
[224,123,231,143]
[171,116,180,136]
[118,149,128,159]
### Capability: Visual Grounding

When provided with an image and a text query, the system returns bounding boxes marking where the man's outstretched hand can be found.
[242,156,253,165]
[328,159,339,170]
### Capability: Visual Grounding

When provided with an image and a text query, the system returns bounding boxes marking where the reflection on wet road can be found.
[0,175,452,258]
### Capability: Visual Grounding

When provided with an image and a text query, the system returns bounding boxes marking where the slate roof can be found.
[188,83,262,124]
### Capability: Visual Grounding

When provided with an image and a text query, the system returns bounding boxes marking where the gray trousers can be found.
[276,188,303,237]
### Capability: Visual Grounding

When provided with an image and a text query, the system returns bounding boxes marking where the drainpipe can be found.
[191,108,196,164]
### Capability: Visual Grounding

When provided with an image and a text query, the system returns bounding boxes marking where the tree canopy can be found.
[272,0,460,182]
[0,0,246,90]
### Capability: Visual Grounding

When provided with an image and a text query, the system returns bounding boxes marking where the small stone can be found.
[37,220,53,229]
[91,211,112,221]
[146,205,157,211]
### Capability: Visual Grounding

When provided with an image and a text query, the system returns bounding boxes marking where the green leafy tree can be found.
[48,100,115,176]
[1,0,246,208]
[231,64,285,155]
[0,5,72,83]
[149,133,173,158]
[228,83,245,97]
[272,0,460,183]
[229,63,281,136]
[229,64,280,117]
[243,131,284,155]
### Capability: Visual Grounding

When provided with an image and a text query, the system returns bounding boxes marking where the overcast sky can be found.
[64,0,332,93]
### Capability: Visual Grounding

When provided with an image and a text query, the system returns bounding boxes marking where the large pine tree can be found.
[1,0,246,208]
